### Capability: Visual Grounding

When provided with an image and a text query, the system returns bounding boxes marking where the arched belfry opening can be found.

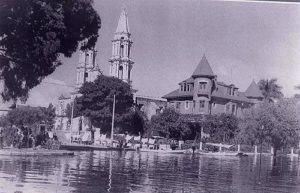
[118,65,123,79]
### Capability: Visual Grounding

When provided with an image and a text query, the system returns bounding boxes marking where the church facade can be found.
[55,46,102,131]
[163,55,263,117]
[55,8,166,131]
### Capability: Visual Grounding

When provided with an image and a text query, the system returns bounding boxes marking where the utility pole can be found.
[70,101,74,131]
[111,95,116,145]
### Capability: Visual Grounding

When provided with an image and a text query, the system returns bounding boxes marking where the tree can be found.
[6,106,45,128]
[3,104,56,147]
[258,78,283,102]
[203,113,239,144]
[76,75,134,136]
[42,103,56,130]
[150,108,190,140]
[294,85,300,99]
[120,107,147,136]
[6,104,56,130]
[0,0,101,101]
[238,99,300,156]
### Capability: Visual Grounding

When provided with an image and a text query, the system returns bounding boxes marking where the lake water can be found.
[0,151,299,193]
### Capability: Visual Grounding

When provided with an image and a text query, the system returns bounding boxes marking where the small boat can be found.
[199,151,239,156]
[139,149,186,154]
[199,142,247,157]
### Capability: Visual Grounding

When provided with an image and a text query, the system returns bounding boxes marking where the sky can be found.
[25,0,300,107]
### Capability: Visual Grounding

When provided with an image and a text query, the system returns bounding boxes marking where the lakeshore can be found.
[0,148,74,156]
[60,143,135,151]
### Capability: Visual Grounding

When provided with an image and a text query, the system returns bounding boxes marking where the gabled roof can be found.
[179,77,194,84]
[58,94,71,100]
[245,81,264,98]
[116,8,130,34]
[162,89,193,99]
[192,55,215,78]
[211,88,251,103]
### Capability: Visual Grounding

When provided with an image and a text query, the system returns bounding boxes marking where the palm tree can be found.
[258,78,283,102]
[294,85,300,99]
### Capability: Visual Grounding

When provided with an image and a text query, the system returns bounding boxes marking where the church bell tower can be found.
[109,8,134,84]
[76,45,100,90]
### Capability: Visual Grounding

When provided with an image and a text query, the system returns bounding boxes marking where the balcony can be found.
[197,89,210,96]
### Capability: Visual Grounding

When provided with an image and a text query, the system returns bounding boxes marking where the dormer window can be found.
[228,87,234,95]
[199,82,207,89]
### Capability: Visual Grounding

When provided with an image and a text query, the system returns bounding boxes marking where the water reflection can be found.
[0,152,299,193]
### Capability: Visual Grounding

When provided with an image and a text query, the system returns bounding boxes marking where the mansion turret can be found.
[162,55,263,117]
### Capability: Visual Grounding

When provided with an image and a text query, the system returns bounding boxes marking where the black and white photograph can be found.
[0,0,300,192]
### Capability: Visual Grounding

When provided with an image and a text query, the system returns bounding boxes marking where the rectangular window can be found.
[199,82,207,90]
[176,102,180,109]
[187,84,190,92]
[193,100,196,109]
[226,104,230,113]
[199,100,205,109]
[181,84,183,92]
[185,101,189,109]
[183,83,187,91]
[232,104,236,115]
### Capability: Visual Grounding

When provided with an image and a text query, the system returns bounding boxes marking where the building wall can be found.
[167,96,248,117]
[136,96,167,120]
[210,100,227,114]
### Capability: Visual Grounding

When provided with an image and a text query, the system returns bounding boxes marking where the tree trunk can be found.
[91,130,95,144]
[273,147,277,157]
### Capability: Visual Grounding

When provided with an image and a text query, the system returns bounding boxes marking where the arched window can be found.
[85,53,89,64]
[119,66,123,79]
[120,45,124,57]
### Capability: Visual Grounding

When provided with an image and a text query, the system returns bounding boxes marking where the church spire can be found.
[109,8,134,84]
[115,8,130,34]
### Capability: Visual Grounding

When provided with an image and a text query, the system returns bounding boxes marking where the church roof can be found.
[244,81,264,98]
[116,8,130,34]
[192,55,215,78]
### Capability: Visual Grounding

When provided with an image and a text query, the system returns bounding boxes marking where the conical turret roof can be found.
[192,55,215,78]
[116,8,130,34]
[245,81,264,98]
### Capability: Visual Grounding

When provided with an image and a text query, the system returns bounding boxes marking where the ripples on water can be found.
[0,151,299,193]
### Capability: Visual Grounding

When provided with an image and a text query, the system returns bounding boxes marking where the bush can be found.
[43,139,61,150]
[3,126,21,147]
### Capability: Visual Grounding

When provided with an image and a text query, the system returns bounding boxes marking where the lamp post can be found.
[111,95,116,146]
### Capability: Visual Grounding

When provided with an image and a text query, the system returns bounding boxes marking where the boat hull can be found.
[139,149,186,154]
[199,151,238,156]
